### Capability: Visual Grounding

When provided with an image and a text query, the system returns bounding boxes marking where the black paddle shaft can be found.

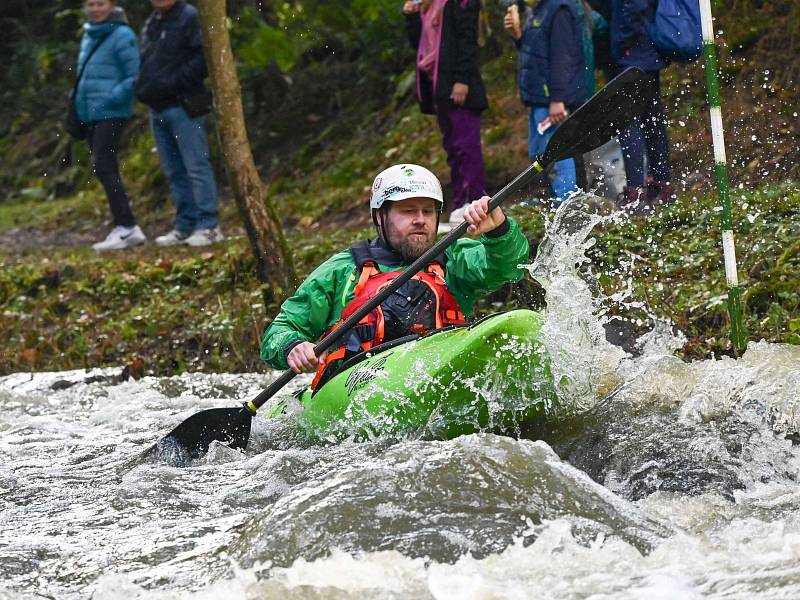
[247,67,650,413]
[247,182,522,411]
[154,67,649,462]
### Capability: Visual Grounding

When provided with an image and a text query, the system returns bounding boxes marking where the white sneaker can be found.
[448,206,467,224]
[184,226,225,247]
[155,229,191,246]
[92,225,146,251]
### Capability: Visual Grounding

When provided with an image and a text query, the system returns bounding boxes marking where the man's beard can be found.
[395,234,434,262]
[384,218,435,262]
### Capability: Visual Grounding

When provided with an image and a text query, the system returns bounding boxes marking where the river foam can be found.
[2,194,799,599]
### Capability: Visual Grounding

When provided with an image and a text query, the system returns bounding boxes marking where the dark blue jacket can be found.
[134,1,208,112]
[516,0,587,108]
[75,18,139,123]
[608,0,666,70]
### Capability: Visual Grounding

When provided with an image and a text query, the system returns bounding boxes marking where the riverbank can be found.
[2,42,799,376]
[3,178,799,376]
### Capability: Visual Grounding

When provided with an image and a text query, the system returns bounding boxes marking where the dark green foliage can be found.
[230,0,418,164]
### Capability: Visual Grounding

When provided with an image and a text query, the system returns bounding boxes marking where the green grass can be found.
[1,45,799,375]
[0,227,372,375]
[3,180,798,376]
[589,181,800,355]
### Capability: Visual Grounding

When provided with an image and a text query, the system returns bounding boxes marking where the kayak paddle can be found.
[149,67,651,464]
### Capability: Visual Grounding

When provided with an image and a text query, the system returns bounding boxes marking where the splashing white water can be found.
[527,194,628,412]
[527,193,696,416]
[525,192,800,444]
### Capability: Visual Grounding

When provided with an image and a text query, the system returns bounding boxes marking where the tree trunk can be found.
[197,0,296,306]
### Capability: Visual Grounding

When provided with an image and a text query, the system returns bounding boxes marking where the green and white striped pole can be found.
[699,0,747,353]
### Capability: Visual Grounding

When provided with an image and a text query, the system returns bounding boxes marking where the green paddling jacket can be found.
[260,218,529,370]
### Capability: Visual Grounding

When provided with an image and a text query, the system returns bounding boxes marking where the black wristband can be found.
[484,216,510,238]
[283,338,305,361]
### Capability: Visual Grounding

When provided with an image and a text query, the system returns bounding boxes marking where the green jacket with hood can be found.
[260,217,529,370]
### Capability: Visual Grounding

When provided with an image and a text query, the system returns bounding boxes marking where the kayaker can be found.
[260,164,530,389]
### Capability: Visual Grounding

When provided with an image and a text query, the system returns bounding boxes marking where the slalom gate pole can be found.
[699,0,747,353]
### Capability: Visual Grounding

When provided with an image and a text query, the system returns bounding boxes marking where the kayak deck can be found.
[276,310,554,442]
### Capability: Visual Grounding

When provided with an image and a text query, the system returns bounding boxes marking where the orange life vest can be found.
[311,247,466,391]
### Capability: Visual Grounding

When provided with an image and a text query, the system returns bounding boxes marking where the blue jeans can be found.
[151,106,219,232]
[615,69,671,187]
[529,106,578,205]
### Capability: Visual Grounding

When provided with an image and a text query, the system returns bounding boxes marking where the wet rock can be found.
[50,379,77,391]
[603,318,645,356]
[49,366,131,390]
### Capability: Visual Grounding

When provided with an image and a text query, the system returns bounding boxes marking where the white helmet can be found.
[370,164,444,211]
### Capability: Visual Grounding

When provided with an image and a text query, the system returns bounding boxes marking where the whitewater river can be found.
[3,197,800,599]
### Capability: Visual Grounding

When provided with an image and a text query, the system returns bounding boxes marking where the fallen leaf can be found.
[128,357,145,379]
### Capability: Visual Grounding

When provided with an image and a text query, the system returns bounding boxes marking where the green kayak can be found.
[272,310,555,442]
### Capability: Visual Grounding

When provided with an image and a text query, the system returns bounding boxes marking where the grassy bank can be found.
[2,24,799,375]
[2,179,799,376]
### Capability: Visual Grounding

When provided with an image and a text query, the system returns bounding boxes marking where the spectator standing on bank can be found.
[504,0,589,207]
[403,0,489,230]
[75,0,145,251]
[134,0,224,246]
[608,0,674,212]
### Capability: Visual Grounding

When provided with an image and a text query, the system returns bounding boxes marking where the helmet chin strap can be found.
[373,207,395,252]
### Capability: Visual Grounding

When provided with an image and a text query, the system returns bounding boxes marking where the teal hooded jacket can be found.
[260,218,530,370]
[74,12,139,123]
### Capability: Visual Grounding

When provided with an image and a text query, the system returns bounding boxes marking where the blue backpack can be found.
[647,0,703,62]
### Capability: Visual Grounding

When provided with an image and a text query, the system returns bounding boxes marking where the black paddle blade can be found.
[540,67,650,167]
[152,407,252,465]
